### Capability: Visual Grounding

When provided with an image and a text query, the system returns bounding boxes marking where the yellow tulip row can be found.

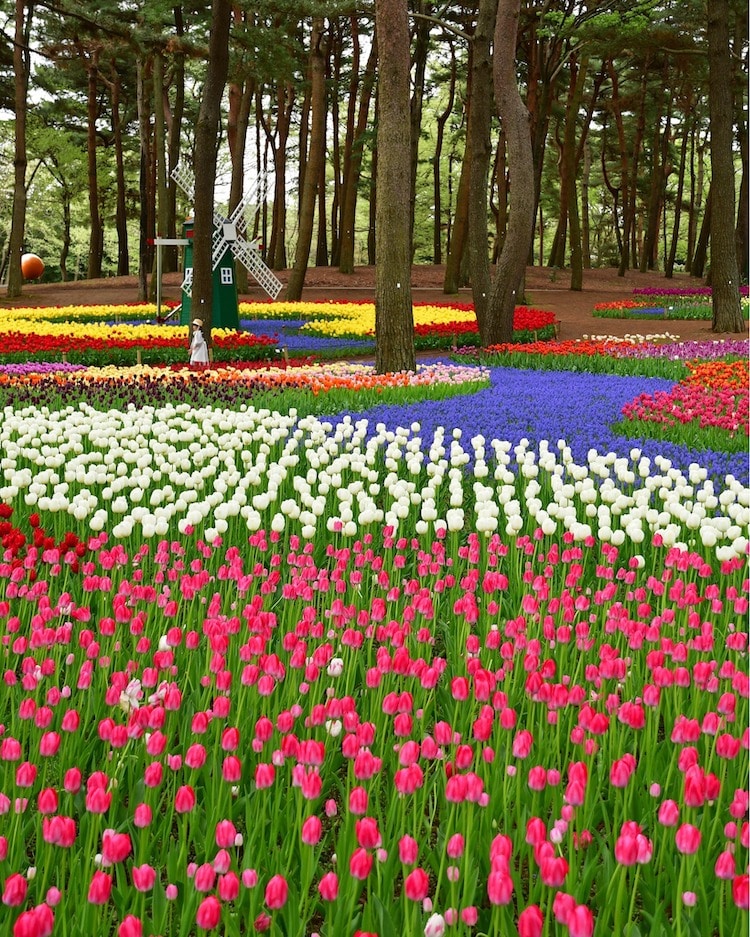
[239,300,475,338]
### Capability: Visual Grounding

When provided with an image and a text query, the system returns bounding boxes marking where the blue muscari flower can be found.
[336,366,748,484]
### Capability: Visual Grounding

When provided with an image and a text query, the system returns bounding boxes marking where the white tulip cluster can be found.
[0,402,747,559]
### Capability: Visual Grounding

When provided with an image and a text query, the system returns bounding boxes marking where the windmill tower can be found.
[171,164,282,328]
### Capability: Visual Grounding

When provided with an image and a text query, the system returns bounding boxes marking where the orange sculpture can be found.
[21,253,45,280]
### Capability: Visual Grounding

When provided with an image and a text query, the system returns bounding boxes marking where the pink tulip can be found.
[118,915,143,937]
[255,763,275,789]
[196,895,222,930]
[218,872,240,902]
[446,833,465,859]
[349,847,373,880]
[517,904,544,937]
[487,870,514,905]
[264,874,288,909]
[715,850,736,879]
[355,817,381,849]
[101,829,132,864]
[215,820,237,848]
[348,786,368,814]
[404,867,429,901]
[657,799,680,827]
[15,761,37,788]
[132,864,156,892]
[301,815,322,846]
[540,855,568,887]
[133,803,152,828]
[399,835,419,865]
[2,872,28,906]
[512,730,533,759]
[568,904,594,937]
[13,904,54,937]
[87,871,112,904]
[732,873,749,909]
[675,823,701,855]
[553,891,576,925]
[222,755,242,782]
[318,872,339,901]
[194,863,216,892]
[175,785,196,813]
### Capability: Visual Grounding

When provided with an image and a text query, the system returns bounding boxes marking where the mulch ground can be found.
[3,264,747,343]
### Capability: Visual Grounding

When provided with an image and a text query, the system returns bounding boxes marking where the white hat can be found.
[192,319,203,326]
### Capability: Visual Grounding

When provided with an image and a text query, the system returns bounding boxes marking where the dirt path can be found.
[3,265,746,343]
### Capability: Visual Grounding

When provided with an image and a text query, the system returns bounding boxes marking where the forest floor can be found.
[3,264,748,343]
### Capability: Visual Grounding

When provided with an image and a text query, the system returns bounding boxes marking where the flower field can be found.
[593,287,750,322]
[0,303,558,366]
[0,305,747,937]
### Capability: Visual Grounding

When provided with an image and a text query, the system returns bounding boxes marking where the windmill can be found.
[170,164,282,327]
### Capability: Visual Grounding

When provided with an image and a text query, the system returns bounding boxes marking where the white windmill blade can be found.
[171,164,195,201]
[180,267,193,297]
[231,237,283,299]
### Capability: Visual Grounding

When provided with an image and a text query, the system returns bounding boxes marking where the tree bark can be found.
[666,112,690,278]
[6,0,32,299]
[484,0,535,345]
[707,0,743,331]
[165,4,185,274]
[338,30,378,274]
[81,44,103,279]
[374,0,414,374]
[191,0,232,347]
[409,5,431,257]
[432,45,456,264]
[109,66,129,276]
[136,57,153,302]
[287,17,327,300]
[467,0,497,339]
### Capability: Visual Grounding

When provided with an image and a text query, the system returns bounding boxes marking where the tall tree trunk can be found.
[640,95,668,273]
[666,112,690,278]
[566,54,589,290]
[287,17,327,300]
[733,6,748,281]
[707,0,743,331]
[316,151,329,266]
[227,25,255,297]
[328,21,343,266]
[338,32,378,274]
[368,106,377,266]
[432,45,456,264]
[110,67,129,276]
[443,85,471,296]
[261,83,294,271]
[581,137,591,269]
[618,65,648,276]
[83,46,103,279]
[485,0,534,345]
[374,0,414,374]
[165,4,185,274]
[409,4,431,257]
[136,57,153,302]
[490,128,507,263]
[468,0,497,339]
[692,186,711,278]
[6,0,32,299]
[192,0,232,348]
[153,51,168,294]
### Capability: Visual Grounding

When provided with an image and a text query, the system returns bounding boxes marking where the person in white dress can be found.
[189,318,210,367]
